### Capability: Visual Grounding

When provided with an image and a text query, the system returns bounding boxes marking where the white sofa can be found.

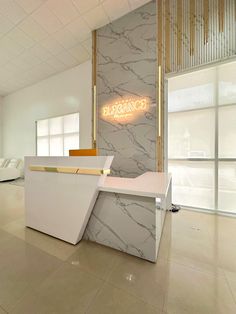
[0,158,23,182]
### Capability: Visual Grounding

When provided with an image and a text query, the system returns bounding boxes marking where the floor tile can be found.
[67,240,122,280]
[224,270,236,303]
[167,232,224,275]
[2,218,78,261]
[86,282,161,314]
[11,263,104,314]
[163,262,236,314]
[0,229,13,245]
[170,209,214,236]
[166,210,225,275]
[207,215,236,242]
[106,254,168,309]
[1,185,236,314]
[215,242,236,273]
[206,216,236,273]
[0,306,6,314]
[0,236,62,311]
[227,279,236,304]
[0,184,24,227]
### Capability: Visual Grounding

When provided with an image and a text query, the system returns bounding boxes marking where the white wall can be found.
[2,61,92,159]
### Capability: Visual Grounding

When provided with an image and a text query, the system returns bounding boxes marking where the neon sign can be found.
[102,98,149,121]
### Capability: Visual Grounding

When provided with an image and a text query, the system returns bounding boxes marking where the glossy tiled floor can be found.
[0,184,236,314]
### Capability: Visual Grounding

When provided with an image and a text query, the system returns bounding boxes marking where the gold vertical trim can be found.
[157,65,164,172]
[190,0,195,56]
[157,0,163,67]
[177,0,183,65]
[93,85,97,145]
[158,65,162,137]
[235,0,236,22]
[157,1,164,172]
[218,0,224,32]
[92,30,97,148]
[204,0,209,44]
[165,0,171,73]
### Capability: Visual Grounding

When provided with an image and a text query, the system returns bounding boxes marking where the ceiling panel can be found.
[29,43,53,61]
[54,28,80,49]
[19,16,48,41]
[40,36,65,55]
[72,0,100,14]
[128,0,150,10]
[0,0,27,24]
[83,4,109,30]
[0,0,150,96]
[69,43,90,63]
[81,37,92,56]
[7,28,35,48]
[45,56,68,72]
[46,0,78,25]
[0,14,14,36]
[15,0,46,14]
[66,16,91,42]
[32,4,63,34]
[56,50,78,67]
[103,0,130,22]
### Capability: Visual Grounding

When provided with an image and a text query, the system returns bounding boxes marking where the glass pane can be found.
[219,105,236,158]
[64,113,79,134]
[218,162,236,213]
[64,134,79,156]
[168,109,215,158]
[49,136,63,156]
[49,116,63,135]
[168,67,215,112]
[37,119,48,137]
[218,61,236,106]
[37,137,49,156]
[168,161,215,209]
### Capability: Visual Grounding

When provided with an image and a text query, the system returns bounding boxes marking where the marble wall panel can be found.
[96,1,157,177]
[83,191,163,262]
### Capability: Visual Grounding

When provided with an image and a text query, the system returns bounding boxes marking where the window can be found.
[36,113,79,157]
[168,61,236,214]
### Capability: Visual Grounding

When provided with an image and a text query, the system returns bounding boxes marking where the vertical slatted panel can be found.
[204,0,209,44]
[156,0,236,170]
[177,0,183,66]
[159,0,236,74]
[165,0,171,72]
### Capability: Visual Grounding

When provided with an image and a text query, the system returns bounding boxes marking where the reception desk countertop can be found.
[99,172,172,198]
[25,157,171,262]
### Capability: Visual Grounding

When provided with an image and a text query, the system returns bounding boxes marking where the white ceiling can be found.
[0,0,150,96]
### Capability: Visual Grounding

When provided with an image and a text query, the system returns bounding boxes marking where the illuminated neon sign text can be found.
[102,98,149,121]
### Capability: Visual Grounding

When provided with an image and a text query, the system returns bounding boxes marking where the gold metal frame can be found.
[177,0,182,66]
[92,30,97,149]
[29,165,110,176]
[157,0,164,172]
[204,0,209,44]
[190,0,195,56]
[219,0,225,33]
[158,65,162,138]
[157,65,164,172]
[157,0,162,67]
[165,0,171,73]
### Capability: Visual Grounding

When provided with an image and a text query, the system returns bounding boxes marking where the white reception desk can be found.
[25,156,171,262]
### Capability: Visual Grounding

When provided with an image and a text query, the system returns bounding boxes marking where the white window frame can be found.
[36,112,80,157]
[167,58,236,215]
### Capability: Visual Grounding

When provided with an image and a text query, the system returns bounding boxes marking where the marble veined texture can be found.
[96,1,157,178]
[83,191,165,262]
